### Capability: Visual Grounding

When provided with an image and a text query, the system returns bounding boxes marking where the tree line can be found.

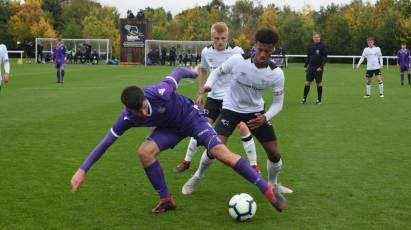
[1,0,411,57]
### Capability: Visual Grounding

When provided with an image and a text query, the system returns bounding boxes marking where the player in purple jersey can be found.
[53,38,66,84]
[70,67,286,213]
[396,42,411,85]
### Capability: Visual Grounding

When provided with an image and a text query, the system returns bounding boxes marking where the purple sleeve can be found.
[79,112,133,171]
[80,131,117,172]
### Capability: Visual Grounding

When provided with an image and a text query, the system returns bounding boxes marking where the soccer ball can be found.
[228,193,257,221]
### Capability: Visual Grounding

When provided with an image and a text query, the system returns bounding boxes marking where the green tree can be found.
[41,0,63,32]
[0,0,13,48]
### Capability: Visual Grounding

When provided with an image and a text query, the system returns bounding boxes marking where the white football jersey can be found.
[200,44,244,100]
[0,44,10,80]
[216,54,284,114]
[358,46,383,70]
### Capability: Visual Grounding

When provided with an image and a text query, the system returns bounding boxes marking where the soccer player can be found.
[182,28,293,196]
[302,32,328,105]
[396,42,411,86]
[0,43,10,92]
[53,38,66,84]
[70,67,286,213]
[356,37,384,98]
[173,22,259,174]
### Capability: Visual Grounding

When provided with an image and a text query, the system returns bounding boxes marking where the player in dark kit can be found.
[53,38,66,83]
[396,42,411,85]
[302,32,328,105]
[70,68,286,213]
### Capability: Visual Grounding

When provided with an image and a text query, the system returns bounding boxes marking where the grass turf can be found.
[1,62,410,229]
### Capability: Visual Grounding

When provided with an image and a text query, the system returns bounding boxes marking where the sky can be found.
[96,0,376,17]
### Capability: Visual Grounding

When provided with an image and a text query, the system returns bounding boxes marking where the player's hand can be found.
[247,113,267,130]
[316,67,322,72]
[397,64,399,67]
[304,67,308,72]
[202,86,212,93]
[195,93,204,107]
[356,66,360,70]
[71,168,86,192]
[3,73,9,83]
[380,65,384,69]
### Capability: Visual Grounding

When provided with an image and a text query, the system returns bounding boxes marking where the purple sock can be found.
[233,158,268,193]
[57,71,60,81]
[144,161,170,198]
[61,70,65,81]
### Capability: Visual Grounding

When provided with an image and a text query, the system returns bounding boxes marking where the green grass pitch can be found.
[1,61,410,229]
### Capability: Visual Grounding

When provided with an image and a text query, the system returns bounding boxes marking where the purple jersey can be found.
[397,49,410,67]
[111,77,204,137]
[53,44,66,63]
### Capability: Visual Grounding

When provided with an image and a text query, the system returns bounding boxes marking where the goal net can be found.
[35,38,111,63]
[144,40,212,66]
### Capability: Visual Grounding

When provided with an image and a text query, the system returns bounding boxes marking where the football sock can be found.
[366,84,371,95]
[184,137,198,162]
[401,73,404,84]
[144,161,170,198]
[303,85,310,99]
[56,70,60,82]
[233,157,268,193]
[317,86,323,101]
[194,150,214,179]
[267,159,282,185]
[378,81,384,95]
[61,70,65,81]
[241,133,257,166]
[408,73,411,83]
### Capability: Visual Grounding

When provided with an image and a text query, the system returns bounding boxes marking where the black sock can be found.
[317,86,323,101]
[303,85,310,99]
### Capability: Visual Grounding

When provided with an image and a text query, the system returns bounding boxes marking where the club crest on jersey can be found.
[124,116,130,121]
[316,49,320,54]
[158,88,166,95]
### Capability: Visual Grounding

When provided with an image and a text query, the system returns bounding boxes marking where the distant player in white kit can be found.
[0,43,10,92]
[356,37,384,98]
[173,22,260,173]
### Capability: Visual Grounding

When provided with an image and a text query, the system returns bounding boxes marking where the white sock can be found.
[378,81,384,95]
[194,150,215,179]
[241,134,257,166]
[366,84,371,95]
[184,137,198,162]
[267,159,282,185]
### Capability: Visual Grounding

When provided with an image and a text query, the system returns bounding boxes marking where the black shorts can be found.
[214,109,277,143]
[306,67,323,83]
[204,97,223,121]
[366,69,382,77]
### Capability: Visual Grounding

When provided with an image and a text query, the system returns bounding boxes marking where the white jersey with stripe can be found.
[0,44,10,81]
[207,54,284,119]
[358,46,383,70]
[200,44,244,100]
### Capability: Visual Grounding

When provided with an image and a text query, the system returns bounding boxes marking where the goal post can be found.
[35,38,111,63]
[144,40,212,66]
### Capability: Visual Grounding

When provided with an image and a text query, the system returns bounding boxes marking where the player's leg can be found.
[182,109,239,194]
[184,118,286,211]
[407,68,411,85]
[400,68,405,85]
[315,71,323,104]
[236,122,259,173]
[56,63,61,83]
[364,71,372,98]
[60,65,65,84]
[250,118,293,194]
[173,98,220,173]
[140,128,185,213]
[376,70,384,97]
[303,69,314,103]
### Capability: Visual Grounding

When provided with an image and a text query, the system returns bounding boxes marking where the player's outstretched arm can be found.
[71,130,118,192]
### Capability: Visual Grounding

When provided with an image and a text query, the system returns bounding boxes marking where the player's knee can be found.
[267,151,281,162]
[137,145,156,160]
[236,122,250,135]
